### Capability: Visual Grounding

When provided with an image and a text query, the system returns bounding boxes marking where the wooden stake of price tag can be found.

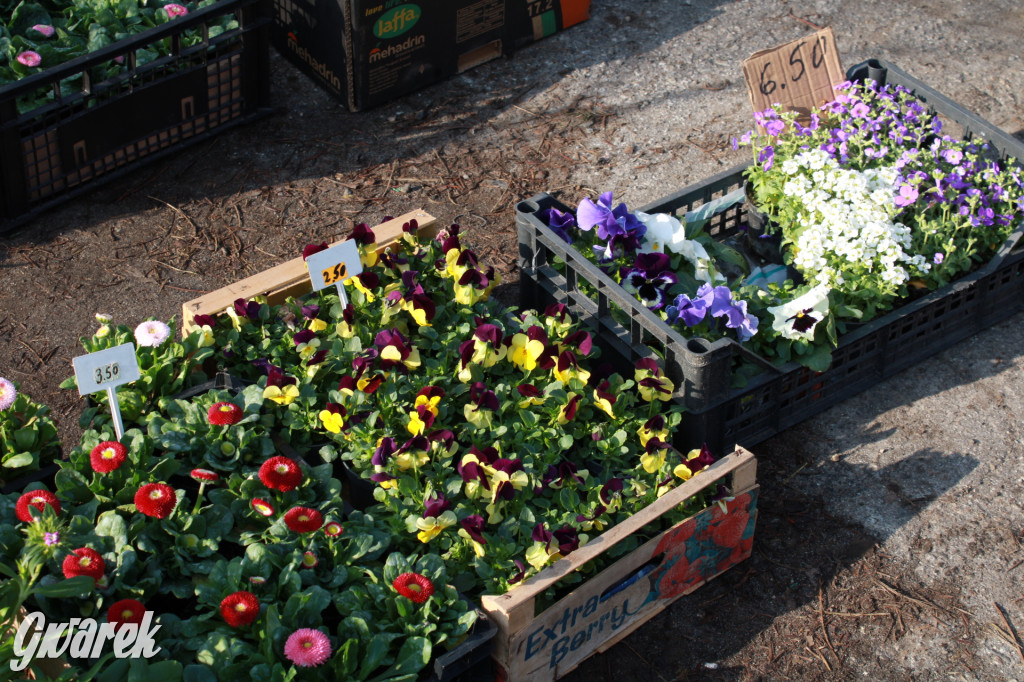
[741,27,845,125]
[304,240,364,307]
[72,343,141,440]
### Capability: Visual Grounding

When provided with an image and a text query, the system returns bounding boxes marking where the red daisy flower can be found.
[300,551,318,569]
[283,506,323,533]
[62,548,106,586]
[323,521,343,537]
[258,456,303,492]
[392,572,434,604]
[134,483,178,519]
[208,402,243,426]
[251,498,275,517]
[190,468,220,483]
[107,598,147,631]
[15,490,61,523]
[90,441,128,474]
[220,591,260,627]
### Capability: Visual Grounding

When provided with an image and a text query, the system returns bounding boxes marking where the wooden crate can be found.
[181,209,438,333]
[480,446,758,681]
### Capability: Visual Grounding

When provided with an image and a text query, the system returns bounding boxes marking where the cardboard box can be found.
[272,0,591,111]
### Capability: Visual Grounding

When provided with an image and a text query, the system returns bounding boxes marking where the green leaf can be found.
[34,576,95,598]
[369,636,431,681]
[2,452,34,468]
[13,427,36,451]
[96,510,129,550]
[359,633,401,678]
[183,664,218,682]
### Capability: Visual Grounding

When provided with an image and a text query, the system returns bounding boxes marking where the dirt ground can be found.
[3,0,1024,680]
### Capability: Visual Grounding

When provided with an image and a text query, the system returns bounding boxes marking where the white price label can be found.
[72,343,141,396]
[305,240,364,292]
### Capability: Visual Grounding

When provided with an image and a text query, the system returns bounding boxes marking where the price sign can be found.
[72,343,141,441]
[305,240,363,307]
[73,343,140,396]
[741,27,844,127]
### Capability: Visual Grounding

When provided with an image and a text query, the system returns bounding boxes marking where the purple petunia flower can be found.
[757,145,774,171]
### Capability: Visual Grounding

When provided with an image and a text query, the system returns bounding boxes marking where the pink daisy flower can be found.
[31,24,55,37]
[284,628,332,667]
[134,320,171,347]
[164,3,188,18]
[16,51,41,68]
[0,377,16,410]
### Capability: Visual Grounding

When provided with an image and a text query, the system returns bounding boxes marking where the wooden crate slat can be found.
[180,209,437,333]
[481,446,759,681]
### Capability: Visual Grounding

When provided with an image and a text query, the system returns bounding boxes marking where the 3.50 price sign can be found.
[741,27,844,128]
[73,343,140,396]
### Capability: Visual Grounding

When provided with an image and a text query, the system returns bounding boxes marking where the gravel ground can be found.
[3,0,1024,680]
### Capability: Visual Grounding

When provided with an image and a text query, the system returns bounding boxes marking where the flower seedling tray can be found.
[516,58,1024,454]
[0,0,272,231]
[180,209,439,333]
[479,446,757,681]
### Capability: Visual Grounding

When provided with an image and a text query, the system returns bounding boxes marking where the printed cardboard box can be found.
[272,0,591,111]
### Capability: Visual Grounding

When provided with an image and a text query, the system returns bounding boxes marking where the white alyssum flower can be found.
[780,149,929,295]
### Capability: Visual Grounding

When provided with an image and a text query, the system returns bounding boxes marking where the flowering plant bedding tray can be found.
[516,58,1024,453]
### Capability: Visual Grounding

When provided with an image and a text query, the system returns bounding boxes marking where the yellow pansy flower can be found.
[319,409,344,434]
[263,384,300,405]
[415,510,457,543]
[510,334,545,371]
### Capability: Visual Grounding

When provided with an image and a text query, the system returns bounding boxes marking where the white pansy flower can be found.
[637,211,723,284]
[768,286,831,341]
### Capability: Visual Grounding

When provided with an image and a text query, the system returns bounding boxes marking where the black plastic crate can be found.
[517,58,1024,454]
[0,0,272,230]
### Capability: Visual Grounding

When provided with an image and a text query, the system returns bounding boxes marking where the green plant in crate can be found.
[737,79,1024,313]
[0,377,61,479]
[60,315,216,428]
[1,0,243,114]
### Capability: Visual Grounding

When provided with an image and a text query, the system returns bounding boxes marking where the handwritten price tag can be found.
[72,343,140,396]
[305,240,363,292]
[741,27,845,125]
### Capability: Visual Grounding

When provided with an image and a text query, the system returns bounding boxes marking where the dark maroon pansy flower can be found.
[372,437,397,467]
[600,478,623,505]
[423,494,450,519]
[193,314,217,328]
[302,242,329,260]
[460,515,487,544]
[234,298,261,321]
[350,222,375,245]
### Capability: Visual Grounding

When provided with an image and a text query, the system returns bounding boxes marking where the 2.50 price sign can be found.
[305,240,362,292]
[741,27,844,127]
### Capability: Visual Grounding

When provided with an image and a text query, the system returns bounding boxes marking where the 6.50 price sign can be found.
[741,27,844,127]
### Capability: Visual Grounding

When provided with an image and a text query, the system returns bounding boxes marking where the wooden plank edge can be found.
[480,447,756,616]
[180,209,438,334]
